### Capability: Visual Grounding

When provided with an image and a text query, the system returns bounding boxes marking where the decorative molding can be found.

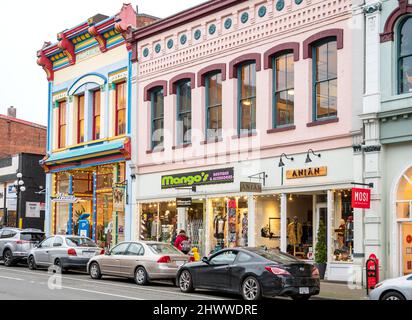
[363,2,382,15]
[88,24,107,53]
[229,53,262,79]
[37,49,54,81]
[303,28,344,59]
[198,63,227,87]
[380,0,412,43]
[263,42,300,69]
[169,73,196,95]
[57,33,76,65]
[143,80,168,101]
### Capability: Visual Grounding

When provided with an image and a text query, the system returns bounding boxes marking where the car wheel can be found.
[381,291,406,301]
[241,276,262,301]
[54,259,66,274]
[3,249,14,267]
[89,262,102,280]
[28,255,37,270]
[135,267,149,286]
[292,295,311,301]
[179,270,194,293]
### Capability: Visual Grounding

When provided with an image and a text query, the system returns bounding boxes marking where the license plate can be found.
[82,251,95,258]
[299,287,310,295]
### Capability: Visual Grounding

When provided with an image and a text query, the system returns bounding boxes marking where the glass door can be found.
[401,222,412,275]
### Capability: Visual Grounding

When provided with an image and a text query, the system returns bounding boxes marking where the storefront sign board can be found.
[113,187,126,212]
[286,167,328,179]
[176,198,192,208]
[240,182,262,193]
[51,193,79,204]
[161,168,234,189]
[352,188,371,209]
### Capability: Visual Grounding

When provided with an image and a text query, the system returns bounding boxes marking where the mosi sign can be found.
[352,188,371,209]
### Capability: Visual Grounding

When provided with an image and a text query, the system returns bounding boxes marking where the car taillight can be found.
[312,266,320,279]
[265,266,291,276]
[100,249,105,255]
[68,248,77,256]
[16,240,29,245]
[157,256,171,264]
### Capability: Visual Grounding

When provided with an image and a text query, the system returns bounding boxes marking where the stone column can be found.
[280,194,288,252]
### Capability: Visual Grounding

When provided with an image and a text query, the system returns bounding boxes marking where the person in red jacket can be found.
[174,230,189,253]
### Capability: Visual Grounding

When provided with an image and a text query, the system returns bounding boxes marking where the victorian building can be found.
[37,4,157,248]
[360,0,412,279]
[127,0,365,282]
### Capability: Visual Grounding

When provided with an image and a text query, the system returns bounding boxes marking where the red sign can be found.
[407,235,412,244]
[352,188,371,209]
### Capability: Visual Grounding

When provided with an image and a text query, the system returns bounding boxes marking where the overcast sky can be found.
[0,0,205,125]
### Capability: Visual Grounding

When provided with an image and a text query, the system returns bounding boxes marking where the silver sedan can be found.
[87,241,189,286]
[369,275,412,300]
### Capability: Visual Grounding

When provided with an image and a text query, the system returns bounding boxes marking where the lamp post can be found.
[12,173,26,229]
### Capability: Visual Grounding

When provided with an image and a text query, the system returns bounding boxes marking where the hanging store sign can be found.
[51,193,79,204]
[176,198,192,208]
[240,182,262,193]
[352,188,371,209]
[161,168,234,189]
[286,167,328,179]
[113,186,126,212]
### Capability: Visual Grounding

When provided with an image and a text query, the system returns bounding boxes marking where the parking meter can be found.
[78,213,91,238]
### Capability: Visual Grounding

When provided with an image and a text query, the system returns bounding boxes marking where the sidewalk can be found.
[318,281,369,300]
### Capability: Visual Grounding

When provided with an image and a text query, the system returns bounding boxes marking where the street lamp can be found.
[13,173,25,228]
[305,149,321,164]
[278,153,294,186]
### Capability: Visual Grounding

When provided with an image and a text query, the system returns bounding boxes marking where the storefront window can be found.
[140,202,177,243]
[397,167,412,219]
[333,190,354,262]
[55,172,70,235]
[256,195,281,249]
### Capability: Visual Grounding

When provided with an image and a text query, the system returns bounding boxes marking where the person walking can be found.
[174,230,190,254]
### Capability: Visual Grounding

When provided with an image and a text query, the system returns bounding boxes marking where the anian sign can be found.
[286,167,328,179]
[352,188,371,209]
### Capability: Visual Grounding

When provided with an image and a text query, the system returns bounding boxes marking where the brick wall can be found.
[0,116,46,157]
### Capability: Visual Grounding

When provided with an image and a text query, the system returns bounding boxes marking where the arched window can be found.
[205,71,223,141]
[313,39,338,121]
[238,62,256,134]
[398,17,412,94]
[397,167,412,219]
[150,87,164,149]
[176,80,192,145]
[273,52,295,128]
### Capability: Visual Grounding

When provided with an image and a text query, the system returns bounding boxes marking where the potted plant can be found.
[315,220,327,279]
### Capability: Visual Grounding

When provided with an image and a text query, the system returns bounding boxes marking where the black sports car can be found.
[177,247,320,300]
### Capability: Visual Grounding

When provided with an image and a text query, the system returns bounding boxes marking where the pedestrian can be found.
[174,230,190,254]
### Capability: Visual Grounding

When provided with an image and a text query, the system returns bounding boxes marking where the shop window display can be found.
[333,191,354,262]
[187,202,205,254]
[140,202,177,243]
[55,172,70,235]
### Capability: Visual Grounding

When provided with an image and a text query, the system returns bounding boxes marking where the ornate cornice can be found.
[88,24,107,53]
[36,48,54,81]
[57,33,76,65]
[363,2,382,15]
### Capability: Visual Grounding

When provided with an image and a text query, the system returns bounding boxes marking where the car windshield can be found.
[20,233,45,242]
[148,243,182,255]
[66,237,97,247]
[251,248,299,263]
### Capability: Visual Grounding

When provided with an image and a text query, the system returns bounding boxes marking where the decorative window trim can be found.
[169,73,196,95]
[381,2,412,42]
[263,42,300,69]
[198,63,227,87]
[68,73,107,96]
[229,53,262,79]
[303,29,344,59]
[144,81,168,102]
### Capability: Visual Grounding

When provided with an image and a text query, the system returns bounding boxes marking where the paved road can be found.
[0,264,236,300]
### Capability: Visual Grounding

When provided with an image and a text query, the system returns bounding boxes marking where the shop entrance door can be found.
[401,222,412,275]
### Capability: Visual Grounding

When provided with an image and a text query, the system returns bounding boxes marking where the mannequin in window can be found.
[151,214,159,240]
[287,216,302,246]
[214,213,226,240]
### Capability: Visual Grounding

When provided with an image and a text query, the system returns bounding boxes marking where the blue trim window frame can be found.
[312,38,338,121]
[237,62,257,135]
[398,17,412,94]
[150,87,164,149]
[272,52,295,128]
[176,80,192,145]
[205,71,223,141]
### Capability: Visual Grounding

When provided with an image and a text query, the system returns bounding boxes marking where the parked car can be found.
[87,241,189,285]
[369,275,412,300]
[177,247,320,301]
[27,235,103,272]
[0,228,45,266]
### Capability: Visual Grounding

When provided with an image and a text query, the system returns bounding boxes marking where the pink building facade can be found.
[128,0,365,282]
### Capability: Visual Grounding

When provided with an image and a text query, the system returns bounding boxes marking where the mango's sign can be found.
[286,167,328,180]
[161,168,234,189]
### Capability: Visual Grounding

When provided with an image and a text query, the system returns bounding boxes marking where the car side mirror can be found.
[202,257,209,264]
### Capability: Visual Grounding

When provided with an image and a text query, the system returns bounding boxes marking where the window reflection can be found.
[206,72,222,140]
[274,53,294,127]
[399,18,412,94]
[239,63,256,133]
